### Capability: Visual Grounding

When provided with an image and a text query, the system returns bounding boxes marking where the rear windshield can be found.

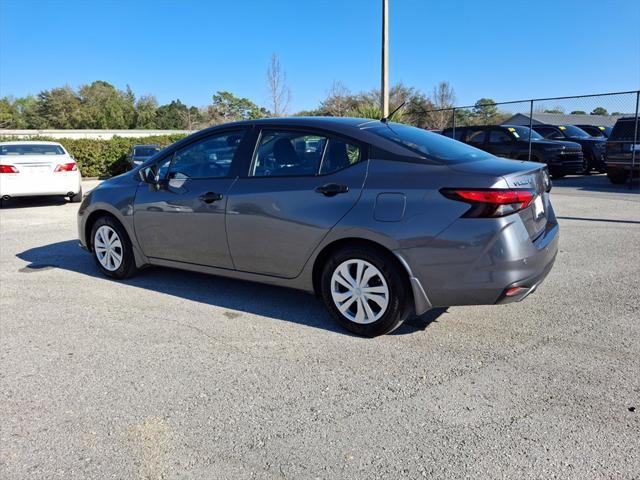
[133,146,160,157]
[367,123,492,164]
[610,120,640,142]
[0,144,65,155]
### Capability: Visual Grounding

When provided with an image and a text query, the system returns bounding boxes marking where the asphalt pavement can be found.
[1,175,638,479]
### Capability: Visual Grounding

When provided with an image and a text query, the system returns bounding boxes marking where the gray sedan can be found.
[78,117,558,336]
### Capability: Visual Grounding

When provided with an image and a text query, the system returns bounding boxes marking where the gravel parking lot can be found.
[1,176,639,479]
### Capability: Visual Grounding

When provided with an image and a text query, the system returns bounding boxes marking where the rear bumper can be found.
[0,172,81,197]
[398,208,559,308]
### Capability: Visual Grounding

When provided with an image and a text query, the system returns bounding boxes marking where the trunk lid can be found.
[448,157,550,240]
[0,154,69,175]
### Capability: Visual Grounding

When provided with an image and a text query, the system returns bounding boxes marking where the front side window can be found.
[167,131,245,179]
[489,129,512,144]
[535,127,564,140]
[251,130,328,177]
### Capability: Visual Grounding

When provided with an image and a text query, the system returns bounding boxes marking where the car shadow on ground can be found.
[16,240,445,336]
[552,174,639,194]
[1,196,70,209]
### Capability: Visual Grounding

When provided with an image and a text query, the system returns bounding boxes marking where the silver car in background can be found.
[78,117,558,336]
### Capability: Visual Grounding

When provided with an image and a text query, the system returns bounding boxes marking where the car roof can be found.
[0,140,64,146]
[208,116,377,131]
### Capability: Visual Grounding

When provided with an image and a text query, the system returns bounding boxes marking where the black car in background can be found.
[441,125,584,178]
[127,144,161,169]
[575,124,613,138]
[531,124,606,173]
[605,117,639,184]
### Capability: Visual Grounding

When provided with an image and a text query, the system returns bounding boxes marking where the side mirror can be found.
[139,165,159,185]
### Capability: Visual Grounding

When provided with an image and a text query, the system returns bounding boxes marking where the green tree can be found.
[35,86,84,128]
[570,110,587,115]
[591,107,608,115]
[208,91,268,123]
[135,95,159,128]
[78,81,136,128]
[0,98,14,128]
[472,98,499,125]
[155,100,189,129]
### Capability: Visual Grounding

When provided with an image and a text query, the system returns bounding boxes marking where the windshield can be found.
[0,144,65,155]
[557,125,591,139]
[506,126,543,140]
[367,123,492,164]
[133,146,160,157]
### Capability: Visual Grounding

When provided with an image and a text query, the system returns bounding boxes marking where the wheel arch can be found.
[310,237,431,316]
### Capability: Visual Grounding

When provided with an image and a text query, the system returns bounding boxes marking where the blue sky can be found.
[1,0,639,112]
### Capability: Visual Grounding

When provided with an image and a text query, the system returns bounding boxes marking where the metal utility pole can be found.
[381,0,389,118]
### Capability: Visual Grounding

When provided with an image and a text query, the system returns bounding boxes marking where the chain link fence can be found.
[422,91,639,187]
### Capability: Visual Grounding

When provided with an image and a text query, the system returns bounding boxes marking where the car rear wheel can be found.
[320,246,411,337]
[607,170,629,185]
[91,216,138,279]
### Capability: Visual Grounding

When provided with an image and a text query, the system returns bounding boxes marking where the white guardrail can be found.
[0,130,194,140]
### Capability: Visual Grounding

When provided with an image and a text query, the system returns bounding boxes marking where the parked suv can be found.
[605,117,640,184]
[531,124,606,173]
[78,117,558,336]
[441,125,584,178]
[575,125,612,139]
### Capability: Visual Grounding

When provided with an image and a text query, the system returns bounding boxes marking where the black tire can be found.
[607,170,629,185]
[581,155,592,175]
[69,185,83,203]
[90,215,138,279]
[551,171,566,179]
[320,246,411,337]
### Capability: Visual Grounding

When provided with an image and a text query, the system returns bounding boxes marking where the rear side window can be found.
[489,129,512,143]
[0,144,65,155]
[252,130,328,177]
[466,129,486,145]
[367,123,492,164]
[319,140,361,175]
[610,120,639,142]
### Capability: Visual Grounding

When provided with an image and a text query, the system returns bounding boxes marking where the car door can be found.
[486,128,516,158]
[133,129,250,268]
[225,128,368,278]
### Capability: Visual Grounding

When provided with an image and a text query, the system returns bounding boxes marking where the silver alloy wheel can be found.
[94,225,123,272]
[330,259,390,324]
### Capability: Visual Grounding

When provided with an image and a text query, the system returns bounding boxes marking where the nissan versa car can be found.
[1,141,83,203]
[78,117,558,336]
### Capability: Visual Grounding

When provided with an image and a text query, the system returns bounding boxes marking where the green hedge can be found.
[0,134,187,177]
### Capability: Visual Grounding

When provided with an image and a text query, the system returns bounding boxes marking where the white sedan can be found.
[0,141,83,203]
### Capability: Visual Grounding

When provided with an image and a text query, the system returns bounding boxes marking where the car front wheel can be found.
[320,246,411,336]
[91,216,138,279]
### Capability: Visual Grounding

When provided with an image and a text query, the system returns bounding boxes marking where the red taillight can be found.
[54,162,77,172]
[440,188,535,218]
[0,165,19,174]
